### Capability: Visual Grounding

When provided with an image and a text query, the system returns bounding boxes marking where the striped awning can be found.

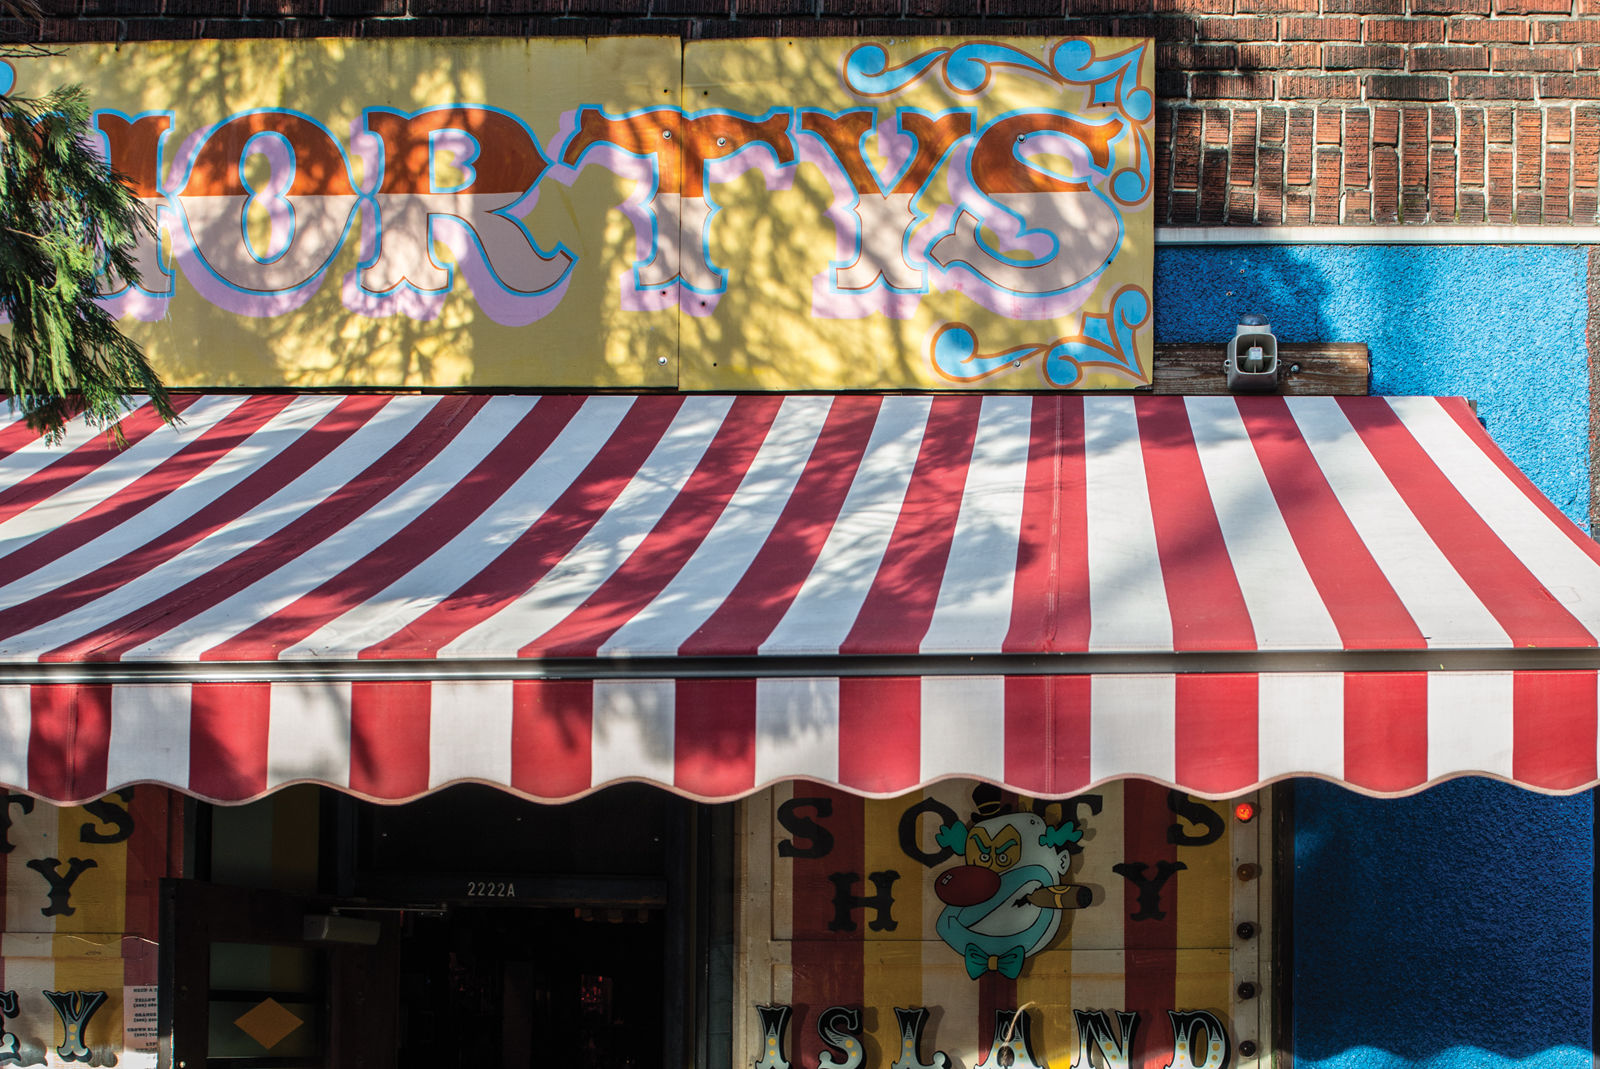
[2,391,1599,803]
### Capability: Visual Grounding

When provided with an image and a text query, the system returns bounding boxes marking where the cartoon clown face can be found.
[932,812,1089,980]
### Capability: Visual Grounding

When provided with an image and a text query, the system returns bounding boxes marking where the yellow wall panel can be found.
[13,35,1151,390]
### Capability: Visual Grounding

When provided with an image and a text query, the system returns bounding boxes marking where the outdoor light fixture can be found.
[1225,314,1279,392]
[1233,800,1257,823]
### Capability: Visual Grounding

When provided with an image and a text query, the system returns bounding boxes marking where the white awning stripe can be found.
[1256,672,1345,782]
[445,396,737,657]
[1085,399,1170,652]
[0,393,1594,803]
[761,396,932,654]
[921,396,1033,654]
[8,670,1587,803]
[1188,396,1342,650]
[600,396,834,656]
[1391,396,1600,637]
[267,681,353,790]
[13,396,435,659]
[280,394,637,659]
[0,395,253,588]
[1426,670,1515,782]
[124,396,544,661]
[1287,397,1510,648]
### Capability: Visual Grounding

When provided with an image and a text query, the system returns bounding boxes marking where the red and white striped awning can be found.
[2,391,1599,803]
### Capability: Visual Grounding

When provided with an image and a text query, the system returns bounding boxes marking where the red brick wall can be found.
[1159,102,1600,224]
[25,1,1600,225]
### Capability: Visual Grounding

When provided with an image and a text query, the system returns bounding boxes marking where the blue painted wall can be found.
[1154,245,1591,528]
[1292,778,1592,1069]
[1156,245,1595,1069]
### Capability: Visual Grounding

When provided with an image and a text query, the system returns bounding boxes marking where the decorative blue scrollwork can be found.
[930,285,1151,387]
[843,39,1152,203]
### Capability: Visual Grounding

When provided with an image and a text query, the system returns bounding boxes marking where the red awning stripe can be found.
[1289,399,1510,648]
[1137,397,1256,652]
[1239,397,1425,649]
[1439,395,1600,570]
[203,394,589,661]
[1008,396,1090,654]
[54,395,490,663]
[0,398,276,598]
[529,394,787,658]
[1400,395,1600,636]
[678,395,881,655]
[1188,397,1346,649]
[1342,396,1596,648]
[0,392,1596,802]
[0,394,1588,661]
[360,394,687,658]
[759,396,938,655]
[0,394,208,528]
[1,671,1595,804]
[841,395,985,655]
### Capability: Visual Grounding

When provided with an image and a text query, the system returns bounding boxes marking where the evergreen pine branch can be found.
[0,83,176,442]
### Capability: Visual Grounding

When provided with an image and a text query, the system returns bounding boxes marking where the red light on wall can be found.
[1233,801,1256,823]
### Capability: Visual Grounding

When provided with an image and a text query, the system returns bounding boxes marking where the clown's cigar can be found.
[1025,884,1092,909]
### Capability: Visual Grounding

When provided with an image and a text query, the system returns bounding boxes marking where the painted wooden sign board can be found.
[738,781,1268,1069]
[0,789,176,1068]
[16,35,1153,391]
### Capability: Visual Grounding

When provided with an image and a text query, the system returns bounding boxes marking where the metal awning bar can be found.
[3,648,1600,684]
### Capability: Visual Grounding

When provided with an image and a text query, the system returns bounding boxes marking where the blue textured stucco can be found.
[1293,778,1592,1069]
[1154,245,1591,527]
[1156,245,1594,1069]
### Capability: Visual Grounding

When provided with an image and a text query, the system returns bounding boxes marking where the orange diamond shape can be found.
[234,997,304,1051]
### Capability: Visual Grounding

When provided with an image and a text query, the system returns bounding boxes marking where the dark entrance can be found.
[395,906,664,1069]
[160,880,401,1069]
[354,784,685,1069]
[178,783,710,1069]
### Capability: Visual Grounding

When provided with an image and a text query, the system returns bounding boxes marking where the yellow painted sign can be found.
[0,788,177,1068]
[738,781,1268,1069]
[15,36,1154,390]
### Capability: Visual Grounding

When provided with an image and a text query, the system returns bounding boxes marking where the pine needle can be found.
[0,84,176,443]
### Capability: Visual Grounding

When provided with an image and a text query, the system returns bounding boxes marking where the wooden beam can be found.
[1150,342,1370,396]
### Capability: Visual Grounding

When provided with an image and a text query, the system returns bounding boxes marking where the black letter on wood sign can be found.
[753,1005,792,1069]
[777,797,834,859]
[899,797,960,868]
[25,859,99,917]
[1072,1010,1140,1069]
[0,794,33,854]
[1031,794,1102,855]
[827,871,900,932]
[1165,791,1224,847]
[78,789,135,845]
[891,1007,951,1069]
[1110,860,1187,921]
[817,1007,864,1069]
[0,990,20,1064]
[1168,1010,1232,1069]
[988,1008,1048,1069]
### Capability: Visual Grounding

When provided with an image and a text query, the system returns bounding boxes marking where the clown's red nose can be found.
[935,865,1000,906]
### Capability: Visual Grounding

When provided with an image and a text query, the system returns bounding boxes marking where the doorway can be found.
[184,784,701,1069]
[395,905,664,1069]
